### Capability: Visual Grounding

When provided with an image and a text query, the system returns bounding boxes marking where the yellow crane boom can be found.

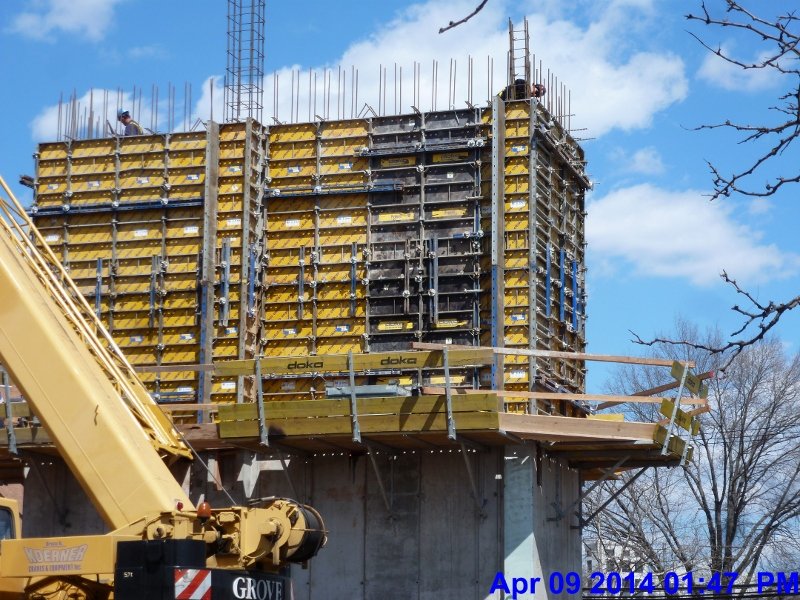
[0,176,193,528]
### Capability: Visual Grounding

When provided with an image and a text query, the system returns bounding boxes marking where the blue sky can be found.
[1,0,798,388]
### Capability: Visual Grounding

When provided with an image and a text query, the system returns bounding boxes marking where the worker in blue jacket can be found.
[117,109,143,136]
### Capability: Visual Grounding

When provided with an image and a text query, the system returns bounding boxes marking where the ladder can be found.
[507,18,531,100]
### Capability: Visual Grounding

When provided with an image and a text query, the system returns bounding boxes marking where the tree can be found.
[637,2,800,362]
[586,324,800,589]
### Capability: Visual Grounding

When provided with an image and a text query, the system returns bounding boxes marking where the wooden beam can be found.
[219,411,500,438]
[596,370,715,410]
[136,364,214,374]
[527,392,706,405]
[218,395,498,422]
[411,342,695,369]
[499,413,657,442]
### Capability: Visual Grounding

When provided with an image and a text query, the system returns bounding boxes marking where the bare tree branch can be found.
[439,0,490,33]
[685,1,800,200]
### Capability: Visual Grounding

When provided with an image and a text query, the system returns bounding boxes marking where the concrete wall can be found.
[21,445,581,600]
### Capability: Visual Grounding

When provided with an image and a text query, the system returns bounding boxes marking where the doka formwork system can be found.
[29,97,587,415]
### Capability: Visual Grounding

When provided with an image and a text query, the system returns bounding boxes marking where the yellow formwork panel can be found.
[504,175,529,195]
[373,208,418,223]
[219,142,246,160]
[319,119,368,139]
[318,209,367,228]
[265,268,307,286]
[266,197,315,214]
[37,159,68,177]
[218,195,247,214]
[504,211,530,232]
[317,243,363,264]
[504,287,530,308]
[320,173,368,189]
[505,140,529,156]
[160,346,200,364]
[169,132,207,151]
[504,120,530,139]
[217,214,244,233]
[218,178,246,196]
[269,140,315,160]
[211,377,239,394]
[318,228,365,247]
[270,158,316,179]
[315,336,363,355]
[212,342,239,359]
[267,211,313,232]
[72,190,117,206]
[504,101,530,120]
[504,366,530,384]
[504,250,527,269]
[503,270,528,288]
[162,292,198,310]
[36,176,68,197]
[119,169,163,187]
[318,193,367,210]
[269,123,316,143]
[72,156,116,174]
[266,247,307,267]
[316,263,359,283]
[315,283,365,302]
[264,338,312,357]
[319,156,367,175]
[38,141,69,160]
[219,122,248,141]
[167,150,205,169]
[504,196,529,214]
[430,206,470,220]
[70,139,115,158]
[504,308,529,326]
[505,156,529,176]
[119,135,165,154]
[266,230,314,249]
[121,153,165,171]
[263,302,307,322]
[70,173,116,193]
[123,347,159,365]
[319,137,367,157]
[315,300,365,319]
[261,377,316,395]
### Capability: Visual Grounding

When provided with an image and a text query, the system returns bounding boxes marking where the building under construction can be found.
[0,7,707,600]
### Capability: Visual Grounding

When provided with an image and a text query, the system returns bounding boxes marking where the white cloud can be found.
[748,198,773,216]
[586,184,798,286]
[128,44,166,60]
[10,0,124,42]
[626,147,665,175]
[697,44,781,91]
[192,0,686,137]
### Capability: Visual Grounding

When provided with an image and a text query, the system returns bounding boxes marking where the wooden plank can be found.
[218,411,499,438]
[499,413,656,442]
[529,392,706,405]
[136,364,215,373]
[159,403,218,413]
[214,349,494,377]
[586,414,625,422]
[0,427,50,445]
[411,342,695,369]
[218,394,498,421]
[629,370,714,400]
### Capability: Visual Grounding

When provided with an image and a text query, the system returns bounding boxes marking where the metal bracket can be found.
[220,239,232,326]
[298,246,305,320]
[443,347,456,441]
[662,365,689,456]
[94,258,103,319]
[148,256,158,328]
[459,442,486,517]
[347,351,361,443]
[1,368,17,455]
[550,456,629,521]
[254,357,269,447]
[579,467,648,527]
[349,242,358,317]
[367,444,393,515]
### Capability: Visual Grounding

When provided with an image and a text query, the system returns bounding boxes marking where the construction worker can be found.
[117,109,143,136]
